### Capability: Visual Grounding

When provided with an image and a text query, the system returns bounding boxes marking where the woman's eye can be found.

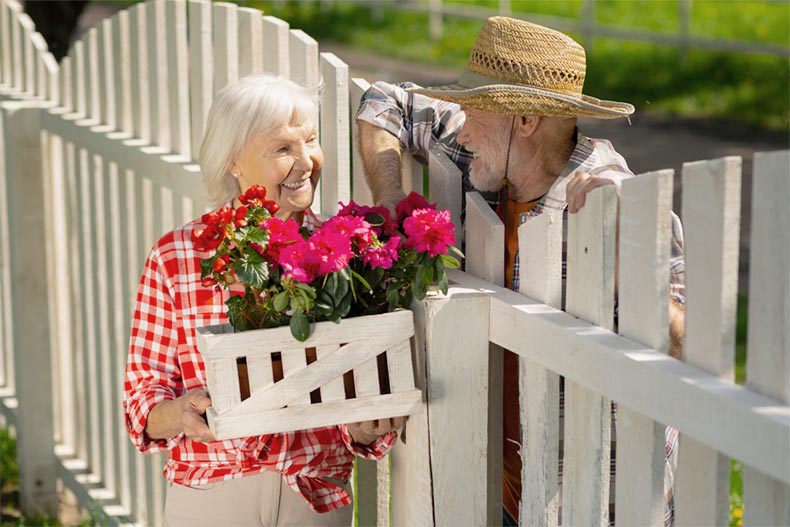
[307,136,317,144]
[276,146,289,153]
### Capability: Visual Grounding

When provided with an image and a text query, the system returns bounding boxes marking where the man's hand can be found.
[565,169,624,213]
[347,416,406,445]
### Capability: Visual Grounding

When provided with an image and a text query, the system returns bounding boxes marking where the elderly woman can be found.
[124,75,401,527]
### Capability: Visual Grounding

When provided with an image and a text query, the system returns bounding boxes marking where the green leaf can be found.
[413,265,428,300]
[232,248,269,288]
[439,270,449,295]
[244,226,269,246]
[289,310,311,342]
[324,272,338,298]
[200,258,215,279]
[351,269,371,292]
[365,266,385,288]
[336,290,352,318]
[295,282,317,299]
[433,256,444,279]
[386,283,400,308]
[364,212,385,226]
[225,295,249,332]
[335,272,349,299]
[273,291,289,312]
[449,245,465,261]
[440,254,461,269]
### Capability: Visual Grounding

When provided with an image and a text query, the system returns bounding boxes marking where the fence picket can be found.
[563,185,617,526]
[212,2,239,95]
[428,150,463,244]
[31,31,47,99]
[9,3,21,92]
[188,0,212,161]
[616,170,674,526]
[111,10,132,135]
[675,156,741,526]
[319,52,349,215]
[238,7,264,76]
[72,40,85,118]
[85,29,100,123]
[0,1,9,87]
[166,0,190,158]
[261,16,289,77]
[518,211,562,527]
[129,3,150,143]
[350,77,373,205]
[147,0,170,150]
[465,191,504,285]
[18,13,33,96]
[59,56,71,112]
[743,151,790,526]
[98,21,114,127]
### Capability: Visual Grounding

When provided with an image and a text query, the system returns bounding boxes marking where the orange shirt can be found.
[497,197,541,521]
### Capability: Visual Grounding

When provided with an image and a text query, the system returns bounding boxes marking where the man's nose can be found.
[457,123,470,145]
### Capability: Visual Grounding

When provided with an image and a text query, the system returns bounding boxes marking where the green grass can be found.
[245,0,789,131]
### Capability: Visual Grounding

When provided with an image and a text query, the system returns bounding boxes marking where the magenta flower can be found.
[279,239,321,284]
[337,200,399,237]
[259,217,303,265]
[396,192,435,223]
[403,208,456,257]
[362,236,401,270]
[321,215,373,254]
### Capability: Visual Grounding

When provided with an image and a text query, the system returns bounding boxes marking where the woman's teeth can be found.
[282,180,307,190]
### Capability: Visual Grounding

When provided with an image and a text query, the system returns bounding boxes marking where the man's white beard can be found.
[469,163,505,192]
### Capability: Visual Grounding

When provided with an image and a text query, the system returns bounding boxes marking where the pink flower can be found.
[362,236,401,270]
[279,239,321,284]
[259,217,303,265]
[403,208,456,257]
[337,200,398,237]
[396,192,435,223]
[322,215,373,254]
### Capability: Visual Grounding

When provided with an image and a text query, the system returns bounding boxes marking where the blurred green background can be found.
[243,0,789,132]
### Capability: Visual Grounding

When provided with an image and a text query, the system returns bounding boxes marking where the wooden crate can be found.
[196,310,422,440]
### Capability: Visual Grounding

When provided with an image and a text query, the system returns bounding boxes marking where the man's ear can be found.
[515,115,541,138]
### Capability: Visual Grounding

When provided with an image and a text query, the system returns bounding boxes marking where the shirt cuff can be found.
[125,389,182,453]
[338,424,397,460]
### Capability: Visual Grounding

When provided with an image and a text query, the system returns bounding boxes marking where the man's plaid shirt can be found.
[357,81,684,525]
[124,210,395,513]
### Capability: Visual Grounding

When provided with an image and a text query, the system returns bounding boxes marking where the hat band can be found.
[458,69,581,99]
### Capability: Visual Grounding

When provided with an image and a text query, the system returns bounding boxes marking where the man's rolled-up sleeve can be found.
[337,424,397,460]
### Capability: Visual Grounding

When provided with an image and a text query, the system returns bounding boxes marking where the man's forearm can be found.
[357,120,407,207]
[145,398,184,440]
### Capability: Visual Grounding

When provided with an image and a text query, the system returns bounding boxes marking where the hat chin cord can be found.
[498,116,517,211]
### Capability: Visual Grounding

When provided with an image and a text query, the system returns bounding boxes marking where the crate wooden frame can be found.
[196,309,422,440]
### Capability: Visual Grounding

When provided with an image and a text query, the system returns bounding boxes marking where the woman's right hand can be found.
[145,389,216,443]
[179,389,215,443]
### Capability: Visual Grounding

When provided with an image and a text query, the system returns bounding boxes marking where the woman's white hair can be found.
[199,74,318,207]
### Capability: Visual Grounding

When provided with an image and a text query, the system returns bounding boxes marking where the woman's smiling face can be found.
[231,117,323,220]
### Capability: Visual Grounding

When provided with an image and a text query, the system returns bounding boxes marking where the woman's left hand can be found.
[347,416,407,445]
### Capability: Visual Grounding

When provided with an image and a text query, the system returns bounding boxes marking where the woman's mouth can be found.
[282,179,308,190]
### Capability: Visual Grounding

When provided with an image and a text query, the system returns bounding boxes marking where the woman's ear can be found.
[516,115,541,138]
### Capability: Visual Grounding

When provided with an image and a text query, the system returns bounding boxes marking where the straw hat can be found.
[411,17,634,119]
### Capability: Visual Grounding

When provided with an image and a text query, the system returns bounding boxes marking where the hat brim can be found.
[409,82,634,119]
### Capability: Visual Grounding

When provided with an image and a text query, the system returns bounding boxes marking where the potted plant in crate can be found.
[193,185,463,440]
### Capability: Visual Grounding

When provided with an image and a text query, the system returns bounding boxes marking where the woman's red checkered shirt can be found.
[123,210,396,513]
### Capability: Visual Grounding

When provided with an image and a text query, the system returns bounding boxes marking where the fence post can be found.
[743,150,790,526]
[675,156,741,526]
[1,101,58,516]
[429,0,443,40]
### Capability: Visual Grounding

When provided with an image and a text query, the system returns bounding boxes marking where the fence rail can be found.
[1,1,789,526]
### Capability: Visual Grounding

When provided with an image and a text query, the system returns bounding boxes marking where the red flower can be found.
[192,224,223,252]
[403,208,456,257]
[396,192,435,223]
[234,206,248,228]
[239,185,280,215]
[213,254,230,273]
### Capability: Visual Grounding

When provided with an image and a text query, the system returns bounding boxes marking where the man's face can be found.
[457,106,510,192]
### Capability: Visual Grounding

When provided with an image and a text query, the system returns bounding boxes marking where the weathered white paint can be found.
[0,1,10,87]
[428,149,463,244]
[676,157,741,527]
[238,7,264,77]
[424,286,492,526]
[743,150,790,526]
[2,103,58,515]
[319,52,350,214]
[199,311,419,439]
[563,186,616,527]
[616,170,673,526]
[390,299,433,527]
[518,211,562,527]
[166,0,190,159]
[212,2,239,95]
[261,16,289,77]
[465,191,504,285]
[350,77,373,205]
[188,0,212,161]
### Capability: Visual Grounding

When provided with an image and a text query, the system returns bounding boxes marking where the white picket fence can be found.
[0,1,788,526]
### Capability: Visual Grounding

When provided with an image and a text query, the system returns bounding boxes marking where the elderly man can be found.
[356,16,685,527]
